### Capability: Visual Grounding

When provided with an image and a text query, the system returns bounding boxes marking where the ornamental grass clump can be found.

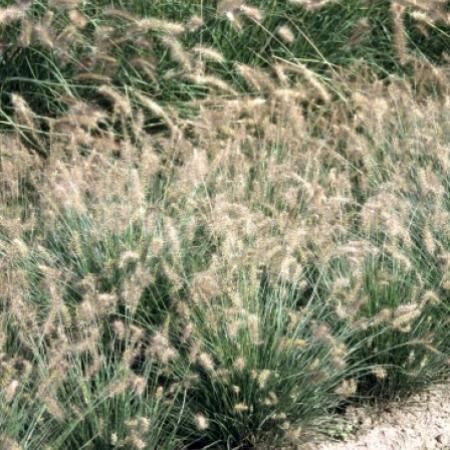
[0,0,448,120]
[0,1,449,448]
[175,276,360,448]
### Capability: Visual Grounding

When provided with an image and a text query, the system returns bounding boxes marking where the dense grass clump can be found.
[0,0,449,449]
[0,0,449,118]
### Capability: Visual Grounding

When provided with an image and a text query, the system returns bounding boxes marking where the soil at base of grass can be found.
[306,383,450,450]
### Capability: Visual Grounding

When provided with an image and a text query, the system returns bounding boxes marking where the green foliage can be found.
[0,1,449,449]
[0,0,448,119]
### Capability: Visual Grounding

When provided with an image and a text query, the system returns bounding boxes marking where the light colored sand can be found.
[307,383,450,450]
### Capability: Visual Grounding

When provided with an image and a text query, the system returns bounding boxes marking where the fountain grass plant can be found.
[0,0,449,448]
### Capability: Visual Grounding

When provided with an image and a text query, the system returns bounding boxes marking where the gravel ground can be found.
[306,383,450,450]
